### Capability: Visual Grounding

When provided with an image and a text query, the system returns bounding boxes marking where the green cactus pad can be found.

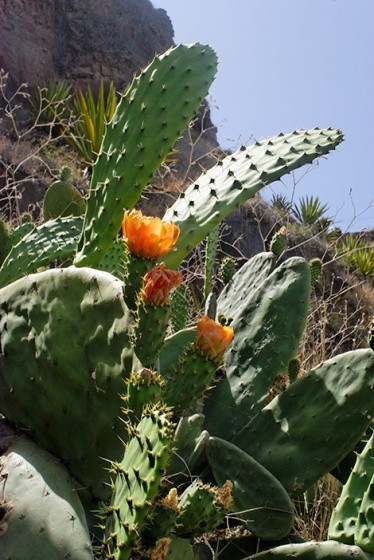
[96,238,127,280]
[204,257,311,440]
[101,405,175,560]
[163,128,343,269]
[0,266,136,500]
[0,216,83,288]
[232,349,374,494]
[328,429,373,546]
[219,256,237,286]
[161,343,219,414]
[248,540,373,559]
[7,220,35,246]
[74,43,218,267]
[0,433,93,560]
[167,414,209,481]
[125,368,164,425]
[269,226,288,257]
[43,177,86,221]
[355,472,374,553]
[287,357,301,383]
[207,437,294,540]
[0,217,11,265]
[204,224,220,299]
[176,479,231,536]
[170,284,192,333]
[216,251,275,320]
[134,300,171,367]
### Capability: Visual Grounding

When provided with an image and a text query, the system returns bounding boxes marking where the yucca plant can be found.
[292,195,331,229]
[62,81,118,164]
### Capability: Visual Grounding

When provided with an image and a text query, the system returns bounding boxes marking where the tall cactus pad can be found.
[163,128,343,269]
[0,266,136,500]
[74,44,218,267]
[0,433,93,560]
[0,216,83,288]
[100,406,175,560]
[233,349,374,494]
[217,251,275,320]
[207,437,294,540]
[248,540,373,559]
[204,257,311,440]
[328,429,373,546]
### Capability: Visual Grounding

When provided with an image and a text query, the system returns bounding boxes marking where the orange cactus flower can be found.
[122,210,180,259]
[141,264,183,306]
[196,316,234,361]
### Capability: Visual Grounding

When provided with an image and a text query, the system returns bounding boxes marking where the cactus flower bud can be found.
[122,210,180,259]
[141,264,182,306]
[196,316,234,361]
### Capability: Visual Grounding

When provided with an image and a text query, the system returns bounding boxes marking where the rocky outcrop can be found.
[0,0,174,90]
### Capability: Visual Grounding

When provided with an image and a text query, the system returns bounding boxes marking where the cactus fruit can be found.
[99,405,175,560]
[232,349,374,494]
[219,256,237,286]
[0,266,136,500]
[207,437,294,540]
[43,166,86,221]
[269,226,287,257]
[74,44,218,267]
[328,429,374,550]
[288,357,301,383]
[0,429,93,560]
[0,215,83,288]
[310,257,323,287]
[163,128,343,269]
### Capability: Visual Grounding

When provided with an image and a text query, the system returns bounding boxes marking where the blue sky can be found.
[153,0,373,232]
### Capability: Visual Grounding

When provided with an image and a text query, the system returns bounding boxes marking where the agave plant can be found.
[62,81,118,164]
[27,79,73,124]
[338,235,374,277]
[292,195,331,229]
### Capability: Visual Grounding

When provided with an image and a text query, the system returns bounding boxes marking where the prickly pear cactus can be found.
[0,426,93,560]
[43,166,86,221]
[328,429,374,550]
[0,266,137,500]
[0,215,83,288]
[99,405,175,560]
[163,128,343,269]
[74,43,218,267]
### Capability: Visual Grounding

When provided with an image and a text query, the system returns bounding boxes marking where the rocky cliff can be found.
[0,0,174,90]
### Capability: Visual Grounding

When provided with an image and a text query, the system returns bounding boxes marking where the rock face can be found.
[0,0,174,90]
